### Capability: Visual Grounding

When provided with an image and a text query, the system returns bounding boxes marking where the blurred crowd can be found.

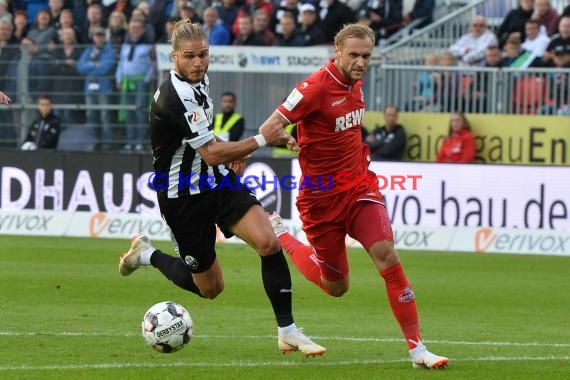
[0,0,569,157]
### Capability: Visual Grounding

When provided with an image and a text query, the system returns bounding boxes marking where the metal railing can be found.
[372,65,570,115]
[380,0,488,65]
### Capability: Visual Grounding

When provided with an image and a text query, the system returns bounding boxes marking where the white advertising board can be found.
[291,161,570,231]
[156,44,333,73]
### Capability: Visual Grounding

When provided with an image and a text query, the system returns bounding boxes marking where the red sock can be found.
[380,262,421,349]
[278,233,330,295]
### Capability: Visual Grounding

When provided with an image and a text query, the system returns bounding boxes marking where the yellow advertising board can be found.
[363,112,570,165]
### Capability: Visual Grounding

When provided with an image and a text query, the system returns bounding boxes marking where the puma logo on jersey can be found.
[335,108,365,132]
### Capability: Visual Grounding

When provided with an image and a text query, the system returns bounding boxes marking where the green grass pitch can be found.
[0,235,568,379]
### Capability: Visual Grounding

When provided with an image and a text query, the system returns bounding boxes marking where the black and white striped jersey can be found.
[150,70,229,198]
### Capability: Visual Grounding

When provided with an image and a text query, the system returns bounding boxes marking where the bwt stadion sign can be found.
[155,45,333,74]
[0,151,293,218]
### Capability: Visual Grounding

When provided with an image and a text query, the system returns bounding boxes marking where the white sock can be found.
[139,247,156,266]
[278,323,297,336]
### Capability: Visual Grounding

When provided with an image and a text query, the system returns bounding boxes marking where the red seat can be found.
[512,76,545,114]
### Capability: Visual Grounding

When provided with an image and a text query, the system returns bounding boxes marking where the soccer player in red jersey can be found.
[262,23,449,369]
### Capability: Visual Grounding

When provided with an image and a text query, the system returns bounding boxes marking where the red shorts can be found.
[296,187,394,282]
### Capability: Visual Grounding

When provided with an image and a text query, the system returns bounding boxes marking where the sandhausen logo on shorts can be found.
[184,255,198,269]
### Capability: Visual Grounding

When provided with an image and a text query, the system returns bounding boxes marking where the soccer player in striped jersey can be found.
[266,23,449,368]
[119,19,325,357]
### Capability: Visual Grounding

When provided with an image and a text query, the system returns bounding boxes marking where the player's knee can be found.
[198,283,224,299]
[327,287,348,297]
[324,279,349,297]
[255,236,281,256]
[369,240,398,266]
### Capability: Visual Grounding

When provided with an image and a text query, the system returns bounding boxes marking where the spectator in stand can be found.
[233,14,265,45]
[274,10,303,46]
[0,0,12,23]
[12,10,30,42]
[523,19,551,65]
[83,3,106,43]
[172,0,208,20]
[21,37,46,99]
[215,0,240,33]
[252,8,275,45]
[428,52,461,112]
[202,7,231,45]
[298,3,327,46]
[115,18,154,153]
[406,52,438,111]
[497,0,533,47]
[48,27,83,125]
[540,15,570,67]
[130,7,157,43]
[273,0,301,35]
[13,0,48,26]
[402,0,435,29]
[563,4,570,18]
[540,50,570,115]
[463,45,503,113]
[232,0,274,38]
[319,0,357,43]
[21,95,62,151]
[180,1,202,24]
[27,8,56,57]
[107,10,128,50]
[365,105,406,161]
[77,26,117,150]
[48,0,65,29]
[357,0,403,41]
[503,34,530,69]
[103,0,133,22]
[0,19,18,86]
[53,8,84,44]
[448,15,498,66]
[157,16,180,44]
[533,0,559,36]
[436,112,476,164]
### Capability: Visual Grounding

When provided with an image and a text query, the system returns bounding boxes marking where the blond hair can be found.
[171,18,207,51]
[334,23,375,47]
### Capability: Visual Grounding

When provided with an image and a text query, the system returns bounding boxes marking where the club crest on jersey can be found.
[335,108,365,132]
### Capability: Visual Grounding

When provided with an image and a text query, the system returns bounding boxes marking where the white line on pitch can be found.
[1,331,569,348]
[0,356,569,371]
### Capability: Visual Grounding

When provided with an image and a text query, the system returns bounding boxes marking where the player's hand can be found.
[286,135,299,152]
[0,91,11,105]
[259,122,289,146]
[230,155,250,176]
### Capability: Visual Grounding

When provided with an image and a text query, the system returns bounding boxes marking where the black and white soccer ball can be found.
[141,301,193,353]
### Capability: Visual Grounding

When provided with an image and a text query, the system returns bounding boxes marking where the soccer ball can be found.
[141,301,193,353]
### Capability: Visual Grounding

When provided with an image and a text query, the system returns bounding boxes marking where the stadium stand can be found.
[0,0,569,151]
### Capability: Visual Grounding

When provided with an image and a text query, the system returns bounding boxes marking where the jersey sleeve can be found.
[277,78,321,124]
[178,104,214,150]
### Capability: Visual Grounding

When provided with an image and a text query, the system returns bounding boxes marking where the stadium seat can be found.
[512,76,545,115]
[57,125,96,151]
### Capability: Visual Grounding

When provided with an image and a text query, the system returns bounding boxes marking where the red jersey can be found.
[277,60,372,197]
[436,128,476,163]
